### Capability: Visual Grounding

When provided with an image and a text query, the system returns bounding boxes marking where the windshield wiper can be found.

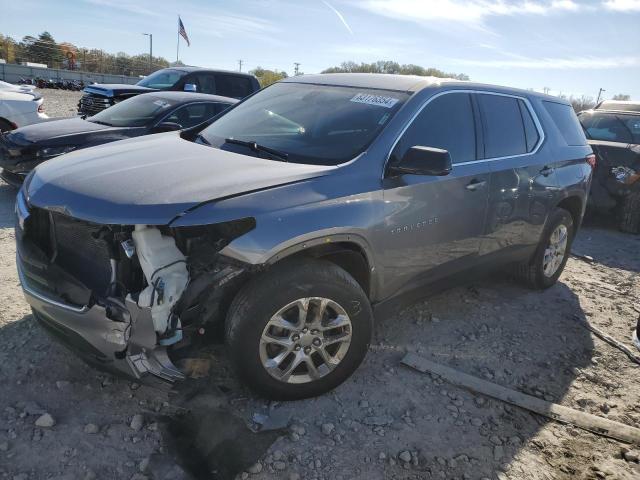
[225,138,288,162]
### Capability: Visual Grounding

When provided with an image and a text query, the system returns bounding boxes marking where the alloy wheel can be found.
[543,224,568,277]
[259,297,352,384]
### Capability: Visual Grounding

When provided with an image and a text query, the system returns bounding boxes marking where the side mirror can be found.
[388,146,452,176]
[183,83,197,92]
[152,121,183,133]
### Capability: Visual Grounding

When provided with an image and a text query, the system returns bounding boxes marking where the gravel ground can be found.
[39,89,83,119]
[1,92,639,480]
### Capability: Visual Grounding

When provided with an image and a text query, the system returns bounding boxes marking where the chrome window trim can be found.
[384,89,546,174]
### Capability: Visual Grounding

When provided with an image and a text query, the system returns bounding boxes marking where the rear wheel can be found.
[617,192,640,234]
[225,258,373,400]
[515,208,574,289]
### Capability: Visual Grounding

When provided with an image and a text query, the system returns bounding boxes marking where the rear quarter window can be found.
[543,101,587,146]
[215,75,254,99]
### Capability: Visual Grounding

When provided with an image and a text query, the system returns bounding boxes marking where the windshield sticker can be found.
[153,100,171,108]
[350,93,399,108]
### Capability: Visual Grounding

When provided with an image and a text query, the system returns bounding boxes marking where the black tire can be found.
[515,207,574,290]
[0,119,13,133]
[225,258,373,400]
[617,192,640,234]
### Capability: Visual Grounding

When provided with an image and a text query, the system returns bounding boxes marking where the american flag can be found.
[178,17,190,46]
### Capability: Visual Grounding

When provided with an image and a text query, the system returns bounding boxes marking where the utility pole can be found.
[238,59,243,72]
[142,33,153,73]
[596,88,605,104]
[294,62,300,76]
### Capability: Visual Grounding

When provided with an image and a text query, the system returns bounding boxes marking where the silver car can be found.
[16,74,594,399]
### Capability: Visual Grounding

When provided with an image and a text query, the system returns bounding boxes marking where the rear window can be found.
[215,75,254,99]
[478,94,527,158]
[579,112,640,144]
[543,101,587,146]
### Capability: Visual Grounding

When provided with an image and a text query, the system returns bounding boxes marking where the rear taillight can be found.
[37,104,44,113]
[586,153,596,169]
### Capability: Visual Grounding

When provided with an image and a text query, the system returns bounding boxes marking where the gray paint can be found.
[19,75,593,381]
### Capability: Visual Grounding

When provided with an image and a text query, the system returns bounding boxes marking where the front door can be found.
[378,92,491,298]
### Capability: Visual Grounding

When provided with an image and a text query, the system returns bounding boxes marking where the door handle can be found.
[540,166,555,176]
[465,179,487,191]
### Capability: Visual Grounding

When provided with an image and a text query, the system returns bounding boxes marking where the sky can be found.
[1,0,639,99]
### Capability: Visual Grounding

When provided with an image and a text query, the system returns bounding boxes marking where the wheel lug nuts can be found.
[311,329,318,334]
[304,346,311,354]
[294,345,301,351]
[312,338,321,346]
[302,328,308,333]
[292,334,300,341]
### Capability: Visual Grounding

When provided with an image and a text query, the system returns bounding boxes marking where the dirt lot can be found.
[1,90,639,480]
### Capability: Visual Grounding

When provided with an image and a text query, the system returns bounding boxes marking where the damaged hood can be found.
[26,133,334,225]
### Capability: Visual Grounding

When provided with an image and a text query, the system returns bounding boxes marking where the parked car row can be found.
[0,91,237,186]
[18,76,86,91]
[3,72,598,399]
[77,66,259,116]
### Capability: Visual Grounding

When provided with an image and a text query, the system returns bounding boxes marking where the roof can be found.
[144,91,238,104]
[280,73,568,103]
[595,100,640,113]
[166,66,257,79]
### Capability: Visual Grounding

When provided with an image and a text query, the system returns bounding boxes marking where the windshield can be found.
[579,112,640,144]
[136,69,187,89]
[198,82,409,165]
[87,95,176,127]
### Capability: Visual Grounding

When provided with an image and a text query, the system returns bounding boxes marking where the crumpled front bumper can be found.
[18,257,185,383]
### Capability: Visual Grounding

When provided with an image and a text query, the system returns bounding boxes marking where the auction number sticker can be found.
[350,93,399,108]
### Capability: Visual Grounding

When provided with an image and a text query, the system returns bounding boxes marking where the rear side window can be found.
[478,94,527,158]
[393,92,476,164]
[518,100,540,152]
[215,75,254,99]
[543,101,587,146]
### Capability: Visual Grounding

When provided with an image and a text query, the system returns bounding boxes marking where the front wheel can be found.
[516,207,574,289]
[225,259,373,400]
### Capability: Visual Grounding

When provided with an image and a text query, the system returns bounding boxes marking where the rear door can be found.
[478,93,556,258]
[380,91,491,296]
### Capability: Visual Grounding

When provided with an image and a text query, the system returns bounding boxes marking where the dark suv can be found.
[17,74,594,399]
[578,103,640,233]
[78,67,259,116]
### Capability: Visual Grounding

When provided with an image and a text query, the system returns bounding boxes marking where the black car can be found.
[1,91,237,186]
[578,105,640,233]
[78,67,259,116]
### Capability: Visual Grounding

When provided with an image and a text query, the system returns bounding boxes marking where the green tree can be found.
[249,66,288,87]
[20,31,63,67]
[612,94,631,101]
[321,60,468,80]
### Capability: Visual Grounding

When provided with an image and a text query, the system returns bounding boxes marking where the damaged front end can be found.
[16,189,254,382]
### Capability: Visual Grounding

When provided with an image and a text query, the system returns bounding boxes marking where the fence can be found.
[0,63,140,85]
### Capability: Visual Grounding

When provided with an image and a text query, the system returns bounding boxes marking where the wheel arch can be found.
[265,234,376,300]
[556,194,585,231]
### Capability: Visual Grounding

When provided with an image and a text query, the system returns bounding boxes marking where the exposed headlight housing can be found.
[36,145,76,159]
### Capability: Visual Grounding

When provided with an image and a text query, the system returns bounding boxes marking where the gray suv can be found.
[16,74,594,399]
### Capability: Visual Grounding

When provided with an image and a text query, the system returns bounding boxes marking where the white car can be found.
[0,88,48,132]
[0,80,36,93]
